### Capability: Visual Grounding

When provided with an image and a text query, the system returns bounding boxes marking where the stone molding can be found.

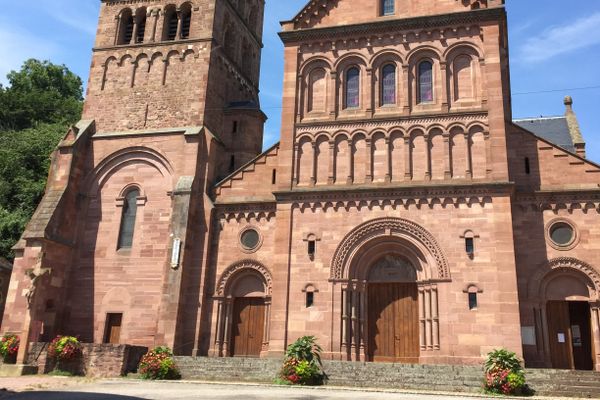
[281,8,504,43]
[528,257,600,301]
[514,191,600,213]
[295,113,488,136]
[330,217,450,280]
[215,259,273,297]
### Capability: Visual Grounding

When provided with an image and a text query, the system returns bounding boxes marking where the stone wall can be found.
[27,343,147,378]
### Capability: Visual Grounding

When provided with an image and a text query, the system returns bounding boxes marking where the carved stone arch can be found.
[333,52,368,70]
[85,146,174,196]
[406,45,442,65]
[299,56,333,76]
[443,41,483,60]
[528,257,600,302]
[216,260,273,297]
[370,49,404,68]
[330,217,450,281]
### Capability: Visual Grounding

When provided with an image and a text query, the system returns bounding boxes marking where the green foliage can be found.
[0,59,83,131]
[48,369,75,377]
[284,335,323,367]
[0,334,19,362]
[279,336,326,386]
[138,347,181,380]
[48,336,82,361]
[484,349,523,374]
[0,59,83,261]
[484,349,530,396]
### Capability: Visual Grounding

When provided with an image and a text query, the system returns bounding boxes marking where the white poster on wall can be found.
[558,333,566,343]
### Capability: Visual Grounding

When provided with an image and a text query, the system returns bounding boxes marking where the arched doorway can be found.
[529,258,600,371]
[212,260,272,358]
[367,255,419,363]
[331,218,450,363]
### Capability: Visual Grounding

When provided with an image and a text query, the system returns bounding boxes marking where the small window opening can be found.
[308,240,316,258]
[229,155,235,173]
[465,237,474,255]
[164,7,178,41]
[272,169,277,185]
[118,189,139,250]
[525,157,531,175]
[468,292,478,310]
[232,121,238,134]
[122,13,134,44]
[180,7,192,39]
[381,0,395,16]
[135,12,147,43]
[306,292,314,308]
[45,299,55,311]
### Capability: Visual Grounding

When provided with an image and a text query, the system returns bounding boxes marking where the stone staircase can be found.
[174,357,600,398]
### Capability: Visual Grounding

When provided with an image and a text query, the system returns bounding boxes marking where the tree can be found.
[0,59,83,131]
[0,60,83,260]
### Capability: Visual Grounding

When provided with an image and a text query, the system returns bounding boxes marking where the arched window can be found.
[308,68,326,113]
[163,5,178,41]
[118,189,139,250]
[417,60,434,104]
[134,8,147,44]
[381,64,396,106]
[180,3,192,39]
[118,9,134,45]
[381,0,395,16]
[345,67,360,109]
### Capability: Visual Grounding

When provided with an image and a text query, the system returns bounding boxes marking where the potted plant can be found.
[484,349,531,396]
[47,336,83,375]
[138,346,181,380]
[277,336,326,386]
[0,334,19,364]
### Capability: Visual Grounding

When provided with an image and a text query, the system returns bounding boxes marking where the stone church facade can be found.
[3,0,600,372]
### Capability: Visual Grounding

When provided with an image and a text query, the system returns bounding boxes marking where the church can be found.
[2,0,600,372]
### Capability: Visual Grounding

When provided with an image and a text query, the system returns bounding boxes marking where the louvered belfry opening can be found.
[121,10,134,45]
[163,5,178,41]
[135,9,147,43]
[180,4,192,39]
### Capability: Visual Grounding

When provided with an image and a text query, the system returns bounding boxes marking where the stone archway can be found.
[212,260,272,358]
[331,218,449,362]
[528,258,600,371]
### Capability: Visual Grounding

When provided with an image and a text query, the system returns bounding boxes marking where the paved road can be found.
[3,381,493,400]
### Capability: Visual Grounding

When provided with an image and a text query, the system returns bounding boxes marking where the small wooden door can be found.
[231,298,266,357]
[368,283,419,363]
[569,302,594,371]
[547,301,594,370]
[103,313,122,344]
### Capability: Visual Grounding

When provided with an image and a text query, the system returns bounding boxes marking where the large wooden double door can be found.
[230,298,266,357]
[368,283,419,363]
[547,301,594,370]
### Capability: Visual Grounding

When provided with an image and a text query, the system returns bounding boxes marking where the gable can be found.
[514,117,575,153]
[215,143,280,203]
[287,0,504,30]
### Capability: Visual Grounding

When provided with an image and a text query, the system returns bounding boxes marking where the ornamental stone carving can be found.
[330,217,450,280]
[528,257,600,301]
[216,259,273,297]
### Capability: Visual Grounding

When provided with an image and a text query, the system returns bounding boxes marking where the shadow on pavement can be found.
[5,392,145,400]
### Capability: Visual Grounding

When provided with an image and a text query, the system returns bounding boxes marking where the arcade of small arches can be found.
[113,2,194,46]
[299,44,484,119]
[295,123,490,186]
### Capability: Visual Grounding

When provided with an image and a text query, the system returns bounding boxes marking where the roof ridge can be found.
[513,116,566,121]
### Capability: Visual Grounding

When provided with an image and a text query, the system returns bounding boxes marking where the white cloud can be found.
[0,23,57,85]
[518,12,600,63]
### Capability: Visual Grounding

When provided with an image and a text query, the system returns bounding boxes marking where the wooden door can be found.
[569,302,594,371]
[547,301,573,369]
[103,313,122,344]
[231,298,266,357]
[368,283,419,363]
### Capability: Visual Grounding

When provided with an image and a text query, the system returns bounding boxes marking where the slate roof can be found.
[513,116,575,153]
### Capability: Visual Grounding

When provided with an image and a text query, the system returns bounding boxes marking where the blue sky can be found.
[1,1,599,161]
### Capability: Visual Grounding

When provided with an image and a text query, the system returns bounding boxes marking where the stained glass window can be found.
[418,61,434,103]
[345,67,360,109]
[382,0,395,15]
[118,189,139,249]
[381,64,396,105]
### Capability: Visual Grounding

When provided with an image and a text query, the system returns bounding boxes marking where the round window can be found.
[549,222,575,246]
[240,229,260,250]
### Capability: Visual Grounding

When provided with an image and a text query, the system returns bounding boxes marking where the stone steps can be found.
[174,357,600,398]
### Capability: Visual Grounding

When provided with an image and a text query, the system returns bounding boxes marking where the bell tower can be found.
[85,0,266,177]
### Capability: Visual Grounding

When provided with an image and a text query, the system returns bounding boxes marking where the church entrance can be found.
[368,283,419,363]
[230,297,266,357]
[366,255,420,363]
[546,301,594,370]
